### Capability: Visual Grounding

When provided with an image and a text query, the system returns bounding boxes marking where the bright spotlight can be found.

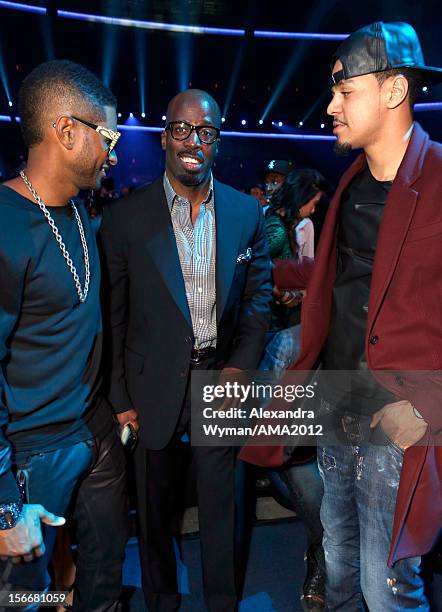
[298,121,304,127]
[259,119,263,125]
[141,112,146,118]
[129,112,134,118]
[320,123,325,129]
[422,86,428,92]
[221,117,226,123]
[278,121,283,127]
[117,112,122,118]
[162,114,167,121]
[8,100,12,107]
[241,119,247,126]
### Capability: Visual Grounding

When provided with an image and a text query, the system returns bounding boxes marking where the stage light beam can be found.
[260,0,331,122]
[136,29,147,117]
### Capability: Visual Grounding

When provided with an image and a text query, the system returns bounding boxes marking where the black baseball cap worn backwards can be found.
[331,21,442,85]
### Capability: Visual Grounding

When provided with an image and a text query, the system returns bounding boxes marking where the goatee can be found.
[334,141,352,156]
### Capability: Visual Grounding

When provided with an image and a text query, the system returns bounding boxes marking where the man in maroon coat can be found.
[241,22,442,610]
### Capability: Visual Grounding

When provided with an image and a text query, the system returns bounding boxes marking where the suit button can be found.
[395,375,404,386]
[369,335,379,345]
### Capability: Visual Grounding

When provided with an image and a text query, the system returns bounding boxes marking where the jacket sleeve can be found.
[99,205,134,414]
[225,201,273,370]
[273,256,315,290]
[0,251,24,503]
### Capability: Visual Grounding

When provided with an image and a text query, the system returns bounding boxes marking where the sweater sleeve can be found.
[0,247,25,503]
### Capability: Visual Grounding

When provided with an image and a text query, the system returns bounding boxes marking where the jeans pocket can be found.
[379,424,405,455]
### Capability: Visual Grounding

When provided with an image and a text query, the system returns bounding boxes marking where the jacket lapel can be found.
[144,179,192,329]
[367,124,428,328]
[214,180,243,323]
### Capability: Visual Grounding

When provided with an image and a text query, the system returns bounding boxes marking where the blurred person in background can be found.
[248,183,267,208]
[259,159,293,201]
[259,167,328,612]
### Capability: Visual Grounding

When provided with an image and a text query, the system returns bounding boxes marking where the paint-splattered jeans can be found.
[318,413,429,611]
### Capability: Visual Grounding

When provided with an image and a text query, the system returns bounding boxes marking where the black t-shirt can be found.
[321,166,396,414]
[0,185,112,503]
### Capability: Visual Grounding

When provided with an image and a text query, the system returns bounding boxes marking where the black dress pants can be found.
[134,357,242,612]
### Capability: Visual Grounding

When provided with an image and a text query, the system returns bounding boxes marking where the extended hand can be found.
[370,400,428,450]
[116,409,139,432]
[0,504,65,562]
[217,368,248,413]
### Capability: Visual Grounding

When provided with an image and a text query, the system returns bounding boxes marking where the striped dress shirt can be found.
[163,173,217,349]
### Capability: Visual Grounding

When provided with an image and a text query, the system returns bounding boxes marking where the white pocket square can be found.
[236,248,253,264]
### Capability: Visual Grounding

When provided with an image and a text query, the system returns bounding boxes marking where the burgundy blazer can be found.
[240,123,442,565]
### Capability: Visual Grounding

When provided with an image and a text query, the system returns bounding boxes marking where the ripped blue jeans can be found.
[318,423,429,611]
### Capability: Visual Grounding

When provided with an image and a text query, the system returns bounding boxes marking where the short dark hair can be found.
[271,168,328,224]
[18,60,117,147]
[374,67,422,109]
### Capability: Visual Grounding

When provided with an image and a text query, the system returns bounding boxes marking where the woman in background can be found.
[260,168,328,612]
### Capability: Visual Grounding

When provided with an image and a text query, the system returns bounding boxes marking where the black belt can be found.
[190,346,216,364]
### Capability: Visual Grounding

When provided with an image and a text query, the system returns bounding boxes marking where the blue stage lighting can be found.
[259,119,264,125]
[221,117,226,123]
[415,102,442,111]
[221,130,335,141]
[129,112,134,118]
[114,123,335,140]
[136,29,146,117]
[422,86,428,92]
[118,112,122,118]
[57,10,245,36]
[254,30,347,40]
[101,1,120,87]
[278,121,283,127]
[241,119,247,126]
[0,115,12,121]
[0,1,46,13]
[162,115,167,121]
[117,125,163,133]
[141,112,146,118]
[222,39,247,120]
[320,123,325,129]
[0,43,12,109]
[298,121,304,127]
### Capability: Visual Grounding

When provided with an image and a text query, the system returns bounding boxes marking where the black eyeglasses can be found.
[166,121,220,145]
[52,115,121,154]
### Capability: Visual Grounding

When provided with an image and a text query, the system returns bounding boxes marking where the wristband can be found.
[0,499,24,530]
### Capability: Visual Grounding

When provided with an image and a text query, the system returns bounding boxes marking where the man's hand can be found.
[0,504,65,563]
[217,368,248,413]
[370,400,428,450]
[116,409,139,432]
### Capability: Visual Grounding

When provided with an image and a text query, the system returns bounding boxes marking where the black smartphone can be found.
[120,422,138,453]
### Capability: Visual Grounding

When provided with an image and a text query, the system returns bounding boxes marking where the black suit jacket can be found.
[99,176,272,449]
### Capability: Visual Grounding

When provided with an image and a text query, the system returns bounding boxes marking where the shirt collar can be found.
[163,172,214,213]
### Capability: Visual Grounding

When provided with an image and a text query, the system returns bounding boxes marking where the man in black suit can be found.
[100,89,272,611]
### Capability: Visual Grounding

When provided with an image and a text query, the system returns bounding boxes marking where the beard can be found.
[334,140,353,156]
[176,172,204,186]
[175,165,210,187]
